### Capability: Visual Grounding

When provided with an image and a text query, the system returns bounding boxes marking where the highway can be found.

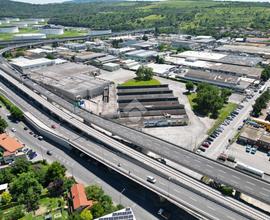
[0,59,270,206]
[0,69,269,220]
[0,106,178,220]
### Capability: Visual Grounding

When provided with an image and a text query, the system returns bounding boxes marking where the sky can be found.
[12,0,270,4]
[13,0,67,4]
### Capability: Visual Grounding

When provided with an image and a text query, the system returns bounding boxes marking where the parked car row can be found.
[197,105,243,154]
[25,126,43,140]
[24,148,37,160]
[246,145,258,155]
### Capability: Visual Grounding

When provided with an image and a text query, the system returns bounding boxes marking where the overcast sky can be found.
[12,0,67,4]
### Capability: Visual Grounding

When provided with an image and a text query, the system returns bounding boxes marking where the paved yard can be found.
[227,142,270,175]
[98,68,136,84]
[142,77,213,151]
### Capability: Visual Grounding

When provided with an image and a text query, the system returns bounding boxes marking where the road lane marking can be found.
[220,170,226,174]
[207,205,215,211]
[206,164,213,168]
[245,186,253,191]
[189,197,197,202]
[232,175,240,180]
[226,216,236,220]
[247,181,255,186]
[262,187,270,193]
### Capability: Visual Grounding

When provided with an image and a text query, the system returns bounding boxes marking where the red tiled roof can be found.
[71,183,93,210]
[0,133,23,153]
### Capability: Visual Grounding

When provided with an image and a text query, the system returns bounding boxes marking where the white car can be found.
[147,176,156,184]
[11,128,16,132]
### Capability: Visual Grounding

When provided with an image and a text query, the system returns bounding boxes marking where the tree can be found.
[142,34,148,41]
[6,205,25,220]
[68,212,82,220]
[46,54,55,60]
[135,66,153,81]
[91,203,104,219]
[45,161,66,185]
[10,172,43,211]
[186,81,194,93]
[10,106,23,121]
[11,158,31,175]
[0,117,8,133]
[0,168,15,184]
[85,185,104,202]
[221,88,232,103]
[261,65,270,81]
[1,191,12,205]
[155,55,165,64]
[194,83,224,118]
[80,209,93,220]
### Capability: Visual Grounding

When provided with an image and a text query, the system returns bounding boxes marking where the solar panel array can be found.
[98,208,135,220]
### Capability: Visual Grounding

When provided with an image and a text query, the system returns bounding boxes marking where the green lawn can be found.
[207,102,237,135]
[121,78,160,86]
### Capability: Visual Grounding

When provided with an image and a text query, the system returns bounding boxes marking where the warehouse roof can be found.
[146,63,176,75]
[240,126,262,141]
[10,57,54,68]
[216,44,270,56]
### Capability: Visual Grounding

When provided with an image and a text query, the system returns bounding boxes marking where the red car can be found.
[202,142,210,148]
[51,124,57,129]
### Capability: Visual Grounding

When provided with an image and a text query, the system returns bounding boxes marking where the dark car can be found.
[46,150,52,156]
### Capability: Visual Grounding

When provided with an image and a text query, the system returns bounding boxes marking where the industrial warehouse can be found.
[26,62,109,101]
[116,85,188,127]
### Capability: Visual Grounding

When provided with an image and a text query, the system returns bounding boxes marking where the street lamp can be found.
[119,187,126,205]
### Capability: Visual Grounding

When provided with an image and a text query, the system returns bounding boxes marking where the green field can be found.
[207,102,237,135]
[121,78,161,86]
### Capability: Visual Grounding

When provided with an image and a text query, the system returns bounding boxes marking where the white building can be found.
[89,29,112,36]
[40,25,64,35]
[10,57,55,71]
[0,26,19,33]
[103,62,120,71]
[64,43,86,51]
[146,63,176,76]
[13,33,46,40]
[12,22,28,28]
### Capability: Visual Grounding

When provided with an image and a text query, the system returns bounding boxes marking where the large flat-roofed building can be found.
[165,56,262,79]
[74,51,106,63]
[215,44,270,57]
[10,57,55,71]
[63,43,86,51]
[27,62,108,101]
[124,49,158,62]
[92,55,119,66]
[176,50,262,67]
[146,63,176,76]
[181,69,253,92]
[0,26,19,33]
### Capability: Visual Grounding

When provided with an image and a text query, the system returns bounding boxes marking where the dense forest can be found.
[1,0,270,36]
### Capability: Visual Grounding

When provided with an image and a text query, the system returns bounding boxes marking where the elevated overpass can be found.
[0,69,269,220]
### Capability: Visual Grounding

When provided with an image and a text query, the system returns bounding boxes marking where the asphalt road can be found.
[1,64,269,205]
[0,76,264,220]
[0,106,171,220]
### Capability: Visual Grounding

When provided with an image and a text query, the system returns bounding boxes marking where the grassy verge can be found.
[207,102,237,135]
[187,92,197,109]
[121,78,160,86]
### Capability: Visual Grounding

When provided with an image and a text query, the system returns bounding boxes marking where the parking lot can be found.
[227,142,270,175]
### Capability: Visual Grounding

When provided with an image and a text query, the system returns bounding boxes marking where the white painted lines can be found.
[262,187,270,193]
[207,205,215,211]
[246,181,255,186]
[245,186,254,191]
[226,215,236,220]
[206,164,213,169]
[220,170,226,174]
[231,175,240,180]
[189,197,197,202]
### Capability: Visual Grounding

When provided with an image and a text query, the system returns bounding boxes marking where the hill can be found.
[0,0,270,37]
